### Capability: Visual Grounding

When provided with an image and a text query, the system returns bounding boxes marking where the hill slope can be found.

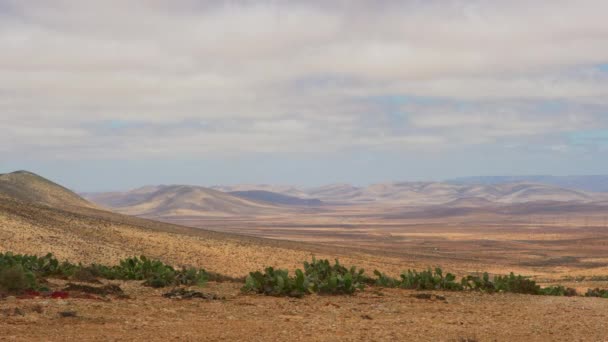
[2,172,608,341]
[210,181,604,205]
[84,185,293,218]
[0,170,94,209]
[449,175,608,192]
[228,190,323,206]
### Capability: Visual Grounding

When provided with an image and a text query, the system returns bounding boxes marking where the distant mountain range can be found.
[447,175,608,192]
[3,169,608,223]
[82,183,328,218]
[82,178,608,218]
[227,190,323,206]
[291,182,606,205]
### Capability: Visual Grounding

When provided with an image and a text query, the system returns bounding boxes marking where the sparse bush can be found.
[493,272,540,295]
[0,252,78,292]
[88,256,207,288]
[242,267,310,297]
[539,285,577,297]
[461,272,495,292]
[585,288,608,298]
[0,252,77,278]
[400,267,462,291]
[1,252,208,289]
[243,258,366,297]
[373,270,400,288]
[0,264,37,293]
[303,258,365,294]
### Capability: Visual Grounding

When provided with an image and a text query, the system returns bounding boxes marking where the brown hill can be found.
[0,170,95,209]
[84,185,293,218]
[228,190,323,207]
[210,181,604,205]
[0,173,380,277]
[2,172,608,341]
[212,184,309,198]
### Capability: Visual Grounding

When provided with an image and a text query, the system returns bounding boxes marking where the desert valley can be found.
[3,1,608,341]
[2,170,608,341]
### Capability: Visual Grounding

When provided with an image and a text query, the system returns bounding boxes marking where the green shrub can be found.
[88,256,207,288]
[0,252,77,278]
[461,273,495,292]
[0,252,77,292]
[539,285,577,297]
[0,264,37,293]
[243,258,366,297]
[400,267,462,291]
[303,258,365,294]
[242,267,310,297]
[493,273,540,295]
[373,270,399,288]
[585,288,608,298]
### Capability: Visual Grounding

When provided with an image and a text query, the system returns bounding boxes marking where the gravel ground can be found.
[1,281,607,341]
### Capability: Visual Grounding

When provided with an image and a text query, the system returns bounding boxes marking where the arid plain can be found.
[2,171,608,341]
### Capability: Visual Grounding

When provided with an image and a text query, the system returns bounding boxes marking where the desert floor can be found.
[2,198,608,341]
[159,205,608,283]
[1,279,607,342]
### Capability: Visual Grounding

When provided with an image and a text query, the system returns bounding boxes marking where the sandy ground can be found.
[164,208,608,281]
[1,280,607,342]
[2,196,608,341]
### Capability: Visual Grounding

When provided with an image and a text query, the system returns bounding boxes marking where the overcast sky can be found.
[1,1,607,191]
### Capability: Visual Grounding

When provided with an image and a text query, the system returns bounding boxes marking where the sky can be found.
[1,0,607,191]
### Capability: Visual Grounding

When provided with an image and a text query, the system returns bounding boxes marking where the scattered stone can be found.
[63,283,123,296]
[29,304,44,314]
[1,307,25,317]
[411,293,447,301]
[59,311,77,318]
[412,293,432,300]
[162,288,224,300]
[361,314,373,320]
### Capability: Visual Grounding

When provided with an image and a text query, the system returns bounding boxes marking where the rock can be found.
[162,288,225,300]
[59,311,77,318]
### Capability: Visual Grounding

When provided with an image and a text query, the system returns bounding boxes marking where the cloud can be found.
[0,0,607,160]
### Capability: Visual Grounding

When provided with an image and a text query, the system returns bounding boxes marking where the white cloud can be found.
[1,0,608,159]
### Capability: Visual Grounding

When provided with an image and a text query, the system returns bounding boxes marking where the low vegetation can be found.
[400,268,462,291]
[0,252,76,292]
[303,258,366,294]
[2,252,606,301]
[372,270,400,288]
[0,252,207,293]
[88,256,207,288]
[243,257,598,298]
[243,267,310,297]
[242,258,366,297]
[585,288,608,298]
